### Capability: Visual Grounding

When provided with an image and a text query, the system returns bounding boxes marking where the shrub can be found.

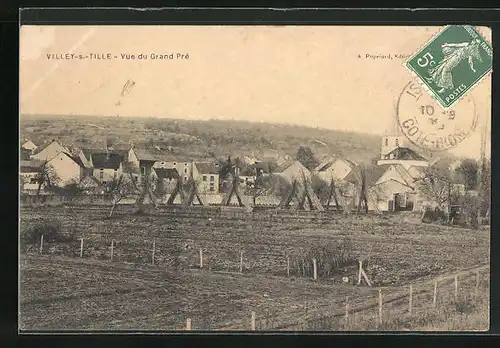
[20,219,72,247]
[291,238,357,278]
[454,295,476,315]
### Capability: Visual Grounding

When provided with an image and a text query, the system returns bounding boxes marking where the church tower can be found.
[380,101,406,159]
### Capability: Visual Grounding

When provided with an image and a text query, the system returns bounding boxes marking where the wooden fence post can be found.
[151,238,156,265]
[454,275,458,300]
[80,238,84,258]
[200,248,203,269]
[345,296,349,324]
[433,280,438,308]
[357,260,362,285]
[239,251,243,273]
[476,270,480,296]
[186,318,191,330]
[304,301,308,330]
[287,256,290,277]
[408,285,413,315]
[378,289,383,326]
[110,239,114,261]
[251,311,256,331]
[313,258,317,280]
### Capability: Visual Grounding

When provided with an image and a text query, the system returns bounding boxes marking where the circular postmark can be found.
[396,80,478,152]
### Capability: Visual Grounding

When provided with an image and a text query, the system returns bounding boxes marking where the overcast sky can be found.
[20,25,491,159]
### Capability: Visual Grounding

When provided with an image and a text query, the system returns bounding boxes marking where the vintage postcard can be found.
[19,25,491,332]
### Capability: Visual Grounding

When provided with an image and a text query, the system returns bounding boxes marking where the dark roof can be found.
[19,159,45,173]
[20,162,43,173]
[254,160,279,174]
[195,162,219,174]
[91,153,122,170]
[385,147,427,161]
[82,148,129,161]
[20,148,31,160]
[364,165,391,186]
[132,148,162,161]
[67,153,85,167]
[315,158,335,172]
[275,160,296,173]
[80,148,102,160]
[431,156,461,171]
[153,168,180,179]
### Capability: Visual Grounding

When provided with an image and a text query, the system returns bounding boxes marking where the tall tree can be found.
[456,159,479,190]
[296,146,319,170]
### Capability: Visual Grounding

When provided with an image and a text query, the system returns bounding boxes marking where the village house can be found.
[273,160,312,184]
[90,152,124,185]
[128,147,161,177]
[19,159,45,192]
[31,140,70,162]
[153,156,195,184]
[21,140,38,154]
[45,152,85,187]
[192,162,220,194]
[314,157,357,182]
[150,167,180,194]
[367,164,419,212]
[362,113,433,212]
[77,175,105,195]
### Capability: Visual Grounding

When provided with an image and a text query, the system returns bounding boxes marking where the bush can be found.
[454,295,476,315]
[292,238,357,278]
[20,219,72,247]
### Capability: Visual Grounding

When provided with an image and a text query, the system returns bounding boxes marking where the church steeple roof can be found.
[383,99,401,136]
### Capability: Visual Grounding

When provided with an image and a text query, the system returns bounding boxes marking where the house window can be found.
[173,162,177,166]
[184,163,188,166]
[203,175,207,181]
[99,171,104,179]
[141,166,145,175]
[209,182,215,191]
[385,138,388,146]
[395,138,399,147]
[184,168,188,174]
[30,178,37,184]
[114,171,117,179]
[184,176,188,182]
[210,175,215,182]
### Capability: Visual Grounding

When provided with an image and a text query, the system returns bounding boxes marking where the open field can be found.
[20,254,489,331]
[19,204,490,331]
[20,205,490,286]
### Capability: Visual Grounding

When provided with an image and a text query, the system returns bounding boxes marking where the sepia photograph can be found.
[19,24,491,332]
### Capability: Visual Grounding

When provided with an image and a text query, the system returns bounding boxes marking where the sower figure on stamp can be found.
[425,38,482,94]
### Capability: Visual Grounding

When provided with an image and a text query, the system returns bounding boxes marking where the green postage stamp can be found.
[406,25,492,109]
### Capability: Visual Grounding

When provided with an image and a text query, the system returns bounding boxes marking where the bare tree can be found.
[105,174,136,218]
[34,162,60,202]
[416,166,462,223]
[130,170,158,214]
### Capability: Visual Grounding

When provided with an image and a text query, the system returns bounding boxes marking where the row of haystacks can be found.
[290,238,358,279]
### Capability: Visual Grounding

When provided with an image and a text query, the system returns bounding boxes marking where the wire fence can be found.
[26,233,489,331]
